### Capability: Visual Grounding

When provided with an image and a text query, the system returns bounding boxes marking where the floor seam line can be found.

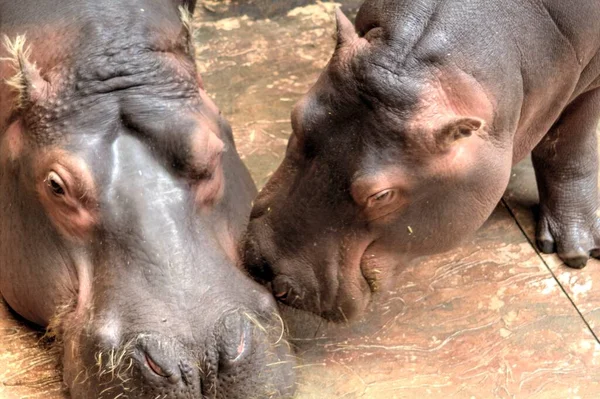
[501,198,600,344]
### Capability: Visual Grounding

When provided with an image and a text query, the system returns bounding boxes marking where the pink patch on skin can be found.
[407,67,495,154]
[190,128,225,206]
[196,71,205,90]
[145,354,168,377]
[1,120,24,161]
[73,253,93,320]
[215,223,239,265]
[274,290,288,299]
[431,68,495,124]
[235,333,246,361]
[35,149,98,241]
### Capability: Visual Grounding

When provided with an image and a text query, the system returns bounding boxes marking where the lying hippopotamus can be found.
[245,0,600,321]
[0,1,295,397]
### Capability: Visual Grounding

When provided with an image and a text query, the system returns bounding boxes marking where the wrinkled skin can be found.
[0,1,295,398]
[245,0,600,321]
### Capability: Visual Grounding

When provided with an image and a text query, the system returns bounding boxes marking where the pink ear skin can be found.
[35,152,98,241]
[3,36,52,107]
[19,56,50,104]
[436,116,485,148]
[335,8,359,47]
[423,115,492,182]
[410,68,494,155]
[196,71,205,91]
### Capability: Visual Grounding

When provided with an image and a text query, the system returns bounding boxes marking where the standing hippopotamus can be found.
[0,1,295,397]
[244,0,600,321]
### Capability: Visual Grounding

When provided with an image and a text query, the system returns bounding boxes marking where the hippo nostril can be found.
[218,313,252,369]
[145,353,169,378]
[234,330,246,362]
[244,244,275,284]
[249,197,272,220]
[139,346,183,385]
[243,230,276,283]
[272,276,296,305]
[274,288,290,301]
[256,257,275,283]
[249,204,265,220]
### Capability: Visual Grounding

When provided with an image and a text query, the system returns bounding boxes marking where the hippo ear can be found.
[436,116,485,148]
[335,8,358,47]
[178,5,197,58]
[2,35,50,108]
[180,0,197,13]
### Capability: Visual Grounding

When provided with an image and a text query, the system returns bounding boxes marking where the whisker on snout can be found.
[272,311,285,345]
[242,311,267,334]
[266,360,295,367]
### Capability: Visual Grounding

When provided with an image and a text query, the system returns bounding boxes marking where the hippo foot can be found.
[536,209,600,269]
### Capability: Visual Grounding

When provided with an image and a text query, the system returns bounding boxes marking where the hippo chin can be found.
[244,0,600,321]
[0,1,295,397]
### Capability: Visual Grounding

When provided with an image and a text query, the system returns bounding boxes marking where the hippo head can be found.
[0,4,294,398]
[244,9,513,321]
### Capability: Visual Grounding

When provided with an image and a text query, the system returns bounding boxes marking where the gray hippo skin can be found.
[244,0,600,321]
[0,1,295,397]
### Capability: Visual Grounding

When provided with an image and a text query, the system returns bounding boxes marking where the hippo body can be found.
[0,1,294,397]
[245,0,600,320]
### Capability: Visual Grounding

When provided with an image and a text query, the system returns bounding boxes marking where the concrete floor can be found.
[2,2,600,398]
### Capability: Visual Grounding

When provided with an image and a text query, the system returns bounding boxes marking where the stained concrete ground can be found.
[1,1,600,398]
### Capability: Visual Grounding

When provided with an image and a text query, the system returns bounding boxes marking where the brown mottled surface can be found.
[285,204,600,398]
[2,2,600,398]
[0,302,64,398]
[504,157,600,336]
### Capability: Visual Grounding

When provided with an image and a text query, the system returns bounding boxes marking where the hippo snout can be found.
[65,303,296,399]
[243,230,276,285]
[133,334,200,392]
[244,226,326,317]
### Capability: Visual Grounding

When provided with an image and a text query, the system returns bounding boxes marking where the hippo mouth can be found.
[317,240,380,321]
[362,267,379,295]
[359,241,382,295]
[271,274,320,315]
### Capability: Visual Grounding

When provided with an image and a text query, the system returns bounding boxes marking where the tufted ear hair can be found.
[178,5,197,58]
[180,0,197,13]
[335,8,358,48]
[2,35,50,109]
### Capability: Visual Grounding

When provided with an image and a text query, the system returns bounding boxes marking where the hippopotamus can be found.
[244,0,600,321]
[0,1,295,397]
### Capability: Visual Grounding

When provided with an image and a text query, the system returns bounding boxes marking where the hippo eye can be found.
[46,172,66,196]
[367,189,395,207]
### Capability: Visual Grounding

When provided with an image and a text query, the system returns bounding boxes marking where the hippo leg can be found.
[532,87,600,268]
